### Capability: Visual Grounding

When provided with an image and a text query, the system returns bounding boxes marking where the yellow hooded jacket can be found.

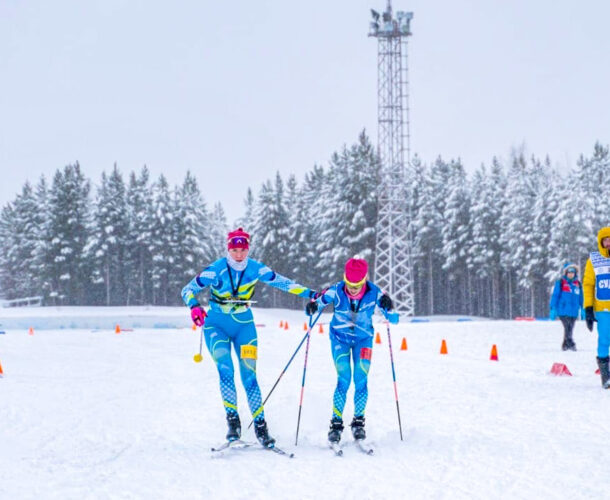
[583,227,610,311]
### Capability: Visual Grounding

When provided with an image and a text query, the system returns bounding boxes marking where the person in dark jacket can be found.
[549,262,584,351]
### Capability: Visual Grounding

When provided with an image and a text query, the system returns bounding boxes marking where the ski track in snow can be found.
[1,308,609,499]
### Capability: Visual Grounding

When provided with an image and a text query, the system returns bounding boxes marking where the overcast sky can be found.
[1,0,609,223]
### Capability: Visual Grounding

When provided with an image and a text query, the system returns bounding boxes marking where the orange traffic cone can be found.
[192,323,197,331]
[303,322,308,331]
[279,320,284,328]
[375,332,381,344]
[319,324,324,334]
[440,339,448,355]
[115,324,121,334]
[490,344,498,361]
[0,360,3,376]
[28,327,34,335]
[284,321,289,330]
[400,337,407,351]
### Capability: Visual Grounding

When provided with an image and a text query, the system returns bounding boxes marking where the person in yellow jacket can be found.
[583,226,610,389]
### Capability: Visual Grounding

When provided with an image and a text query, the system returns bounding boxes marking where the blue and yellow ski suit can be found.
[313,281,398,420]
[182,257,314,422]
[584,227,610,358]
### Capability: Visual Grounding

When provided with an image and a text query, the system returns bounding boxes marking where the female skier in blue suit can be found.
[182,228,315,447]
[306,257,398,444]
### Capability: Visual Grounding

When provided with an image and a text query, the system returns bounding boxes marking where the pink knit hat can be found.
[227,227,250,250]
[344,258,368,286]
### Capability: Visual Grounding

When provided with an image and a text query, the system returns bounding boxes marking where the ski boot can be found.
[254,418,276,448]
[226,413,241,442]
[328,417,344,444]
[596,357,610,389]
[350,416,366,441]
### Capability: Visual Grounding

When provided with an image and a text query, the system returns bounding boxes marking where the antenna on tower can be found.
[369,2,415,315]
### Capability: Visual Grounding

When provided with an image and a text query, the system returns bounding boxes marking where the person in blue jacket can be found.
[306,257,398,444]
[549,262,584,351]
[182,227,316,447]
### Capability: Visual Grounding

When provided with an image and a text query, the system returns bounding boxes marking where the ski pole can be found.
[294,328,312,446]
[294,306,324,446]
[385,320,404,440]
[247,308,324,430]
[193,326,204,363]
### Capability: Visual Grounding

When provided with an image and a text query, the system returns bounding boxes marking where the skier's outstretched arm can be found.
[257,264,315,299]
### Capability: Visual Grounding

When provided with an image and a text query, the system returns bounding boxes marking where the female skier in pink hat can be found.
[306,257,398,445]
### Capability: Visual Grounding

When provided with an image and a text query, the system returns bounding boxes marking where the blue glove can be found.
[386,311,399,324]
[580,308,586,321]
[549,309,557,321]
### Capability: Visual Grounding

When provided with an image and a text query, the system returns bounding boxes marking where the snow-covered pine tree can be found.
[441,159,472,314]
[171,171,211,304]
[346,130,379,271]
[405,155,425,315]
[576,142,610,244]
[0,203,18,299]
[252,173,292,307]
[528,156,561,316]
[548,174,579,275]
[284,174,315,307]
[148,175,174,305]
[38,163,91,305]
[31,176,50,301]
[0,182,44,300]
[125,166,153,305]
[208,202,228,260]
[313,131,379,287]
[301,164,327,289]
[85,165,130,305]
[500,153,540,317]
[468,159,506,317]
[411,157,450,315]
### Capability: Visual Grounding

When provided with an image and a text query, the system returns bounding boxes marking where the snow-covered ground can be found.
[1,307,608,500]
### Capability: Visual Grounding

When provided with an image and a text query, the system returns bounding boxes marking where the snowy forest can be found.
[1,130,609,319]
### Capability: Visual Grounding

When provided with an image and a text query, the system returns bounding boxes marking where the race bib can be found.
[240,345,258,360]
[360,347,372,361]
[596,274,610,301]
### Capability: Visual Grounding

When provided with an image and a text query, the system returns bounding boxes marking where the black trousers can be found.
[559,316,576,346]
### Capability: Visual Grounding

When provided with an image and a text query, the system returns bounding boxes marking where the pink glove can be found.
[191,306,207,327]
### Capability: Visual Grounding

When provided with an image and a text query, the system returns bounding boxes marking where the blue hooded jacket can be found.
[549,262,583,318]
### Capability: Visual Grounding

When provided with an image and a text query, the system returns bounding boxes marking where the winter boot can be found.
[350,416,366,441]
[328,417,344,444]
[565,331,577,351]
[254,418,275,448]
[596,357,610,389]
[561,340,569,351]
[226,413,241,442]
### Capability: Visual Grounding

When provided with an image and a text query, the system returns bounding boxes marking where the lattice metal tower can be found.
[369,1,414,314]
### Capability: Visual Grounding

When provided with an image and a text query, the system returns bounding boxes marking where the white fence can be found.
[1,296,43,308]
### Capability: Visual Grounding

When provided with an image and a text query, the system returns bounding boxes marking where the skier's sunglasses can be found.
[344,275,367,288]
